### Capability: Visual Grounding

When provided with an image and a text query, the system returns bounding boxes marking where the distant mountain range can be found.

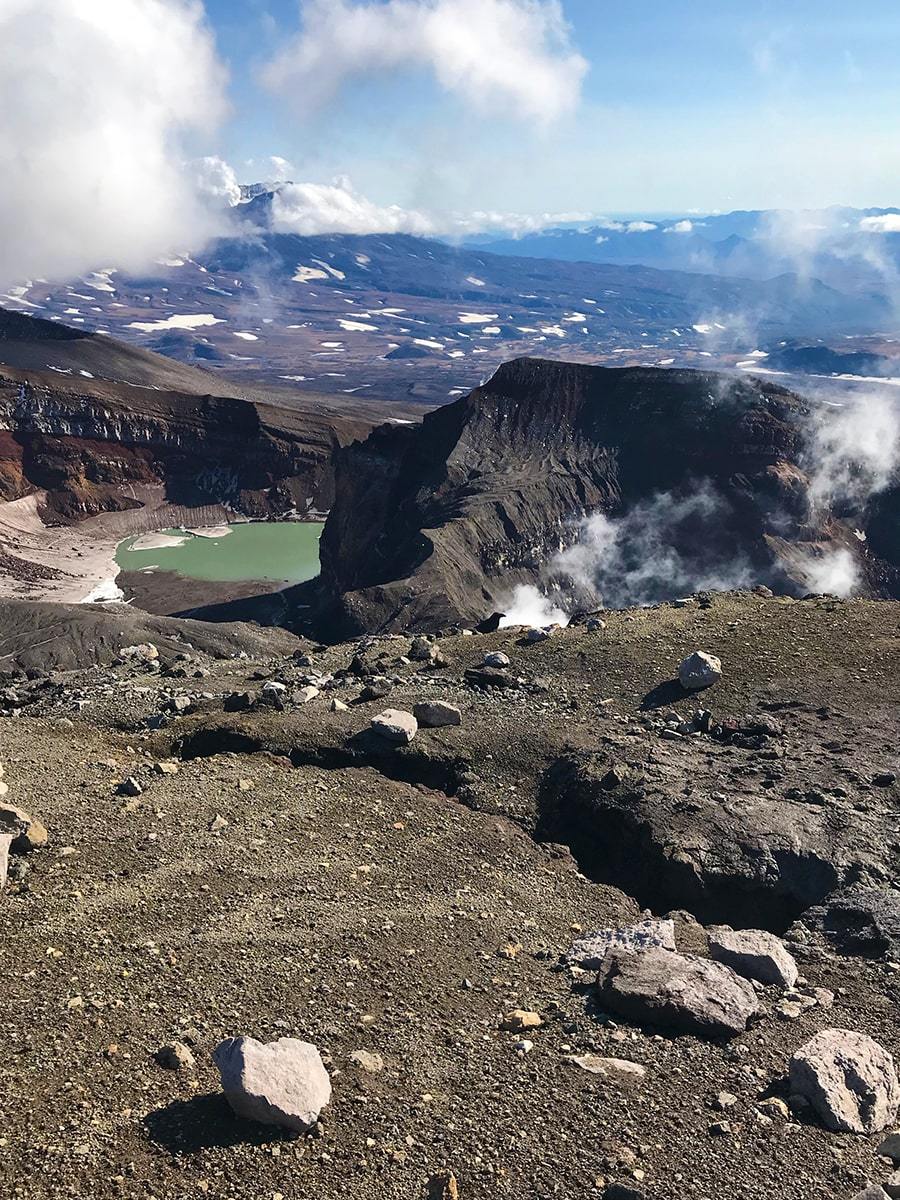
[1,193,898,404]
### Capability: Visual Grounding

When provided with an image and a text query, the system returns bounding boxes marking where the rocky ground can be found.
[1,590,900,1199]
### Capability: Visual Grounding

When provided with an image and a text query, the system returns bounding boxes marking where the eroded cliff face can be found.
[318,358,894,635]
[0,370,368,522]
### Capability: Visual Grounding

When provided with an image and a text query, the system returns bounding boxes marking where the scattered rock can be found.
[596,947,759,1038]
[568,1055,646,1082]
[526,626,556,643]
[426,1171,459,1200]
[119,643,158,664]
[295,685,320,704]
[371,709,418,744]
[213,1036,331,1133]
[0,803,48,852]
[118,777,143,798]
[331,698,349,713]
[0,832,12,889]
[501,1009,543,1032]
[758,1097,789,1118]
[885,1172,900,1199]
[789,1028,900,1133]
[209,814,229,833]
[349,1049,384,1073]
[852,1188,890,1200]
[877,1131,900,1163]
[154,760,179,776]
[413,701,462,728]
[483,651,510,668]
[566,919,676,970]
[678,651,722,690]
[707,926,798,987]
[155,1042,195,1071]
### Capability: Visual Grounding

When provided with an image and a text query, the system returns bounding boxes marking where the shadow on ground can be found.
[143,1092,295,1153]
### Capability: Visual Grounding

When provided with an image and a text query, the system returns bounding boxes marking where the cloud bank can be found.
[266,177,591,238]
[263,0,587,127]
[0,0,228,288]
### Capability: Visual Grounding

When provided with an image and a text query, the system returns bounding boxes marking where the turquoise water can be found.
[116,522,324,584]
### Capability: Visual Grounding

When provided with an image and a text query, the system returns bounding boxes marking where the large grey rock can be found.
[213,1036,331,1132]
[370,709,418,744]
[678,650,722,690]
[566,919,676,970]
[852,1188,890,1200]
[789,1029,900,1133]
[596,946,759,1038]
[413,701,462,728]
[707,926,798,988]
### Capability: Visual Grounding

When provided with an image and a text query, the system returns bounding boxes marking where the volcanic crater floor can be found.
[1,592,899,1199]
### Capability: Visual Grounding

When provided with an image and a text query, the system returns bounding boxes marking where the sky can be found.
[3,0,900,288]
[202,0,900,215]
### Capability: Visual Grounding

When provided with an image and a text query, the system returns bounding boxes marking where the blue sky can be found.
[203,0,900,215]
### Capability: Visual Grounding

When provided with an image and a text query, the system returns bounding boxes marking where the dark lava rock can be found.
[788,887,900,958]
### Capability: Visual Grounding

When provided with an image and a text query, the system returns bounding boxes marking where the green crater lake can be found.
[116,522,324,584]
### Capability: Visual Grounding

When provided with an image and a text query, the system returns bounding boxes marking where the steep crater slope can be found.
[0,310,378,523]
[318,358,887,635]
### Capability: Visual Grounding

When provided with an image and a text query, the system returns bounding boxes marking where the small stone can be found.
[0,833,12,890]
[874,773,897,788]
[331,699,349,713]
[0,804,48,852]
[155,1042,195,1071]
[678,650,722,690]
[238,779,255,792]
[708,1121,731,1136]
[209,814,229,833]
[715,1091,738,1110]
[371,709,418,744]
[851,1188,890,1200]
[118,777,143,798]
[295,686,320,704]
[483,652,510,668]
[569,1055,646,1082]
[526,626,555,642]
[154,761,179,776]
[501,1009,542,1032]
[758,1097,789,1119]
[349,1049,383,1073]
[513,1038,534,1054]
[119,643,158,664]
[884,1171,900,1199]
[413,701,462,729]
[426,1171,459,1200]
[214,1036,331,1133]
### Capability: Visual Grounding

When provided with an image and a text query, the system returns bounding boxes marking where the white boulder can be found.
[213,1035,331,1132]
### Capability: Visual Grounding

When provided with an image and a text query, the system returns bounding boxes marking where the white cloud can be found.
[268,176,590,238]
[0,0,229,289]
[272,179,436,236]
[665,219,695,234]
[263,0,587,127]
[193,156,242,208]
[859,214,900,234]
[626,220,658,233]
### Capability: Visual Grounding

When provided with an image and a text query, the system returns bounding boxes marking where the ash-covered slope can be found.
[318,358,884,635]
[0,310,376,522]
